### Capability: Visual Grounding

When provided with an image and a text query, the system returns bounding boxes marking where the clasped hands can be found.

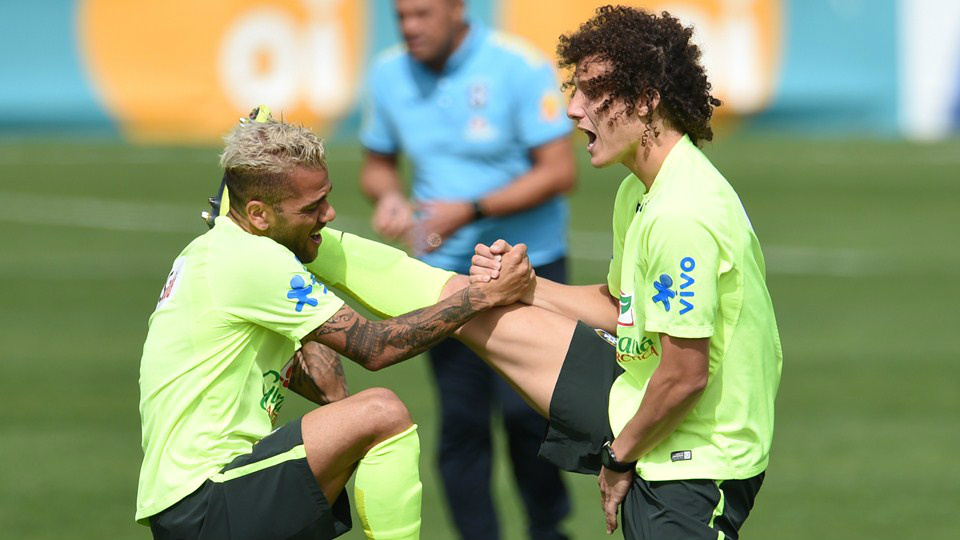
[468,239,537,306]
[466,239,537,308]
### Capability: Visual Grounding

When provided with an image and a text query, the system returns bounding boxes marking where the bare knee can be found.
[355,387,412,442]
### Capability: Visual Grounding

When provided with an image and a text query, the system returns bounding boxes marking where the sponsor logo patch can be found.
[593,328,618,347]
[618,291,635,327]
[287,274,319,312]
[651,257,697,315]
[671,450,693,462]
[156,256,186,308]
[616,335,660,363]
[261,358,296,423]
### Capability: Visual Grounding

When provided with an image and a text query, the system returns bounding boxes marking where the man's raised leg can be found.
[301,387,422,540]
[443,276,579,418]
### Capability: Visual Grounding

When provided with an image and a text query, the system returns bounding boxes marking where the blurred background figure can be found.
[358,1,576,539]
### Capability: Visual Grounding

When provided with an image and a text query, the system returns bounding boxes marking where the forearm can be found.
[360,151,403,201]
[477,162,574,217]
[530,279,619,332]
[288,366,348,406]
[611,349,708,463]
[286,342,349,406]
[307,287,492,371]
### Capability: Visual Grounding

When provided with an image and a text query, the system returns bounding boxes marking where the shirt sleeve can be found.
[218,241,345,345]
[512,58,571,148]
[359,65,400,154]
[306,228,455,318]
[607,176,645,294]
[642,213,720,339]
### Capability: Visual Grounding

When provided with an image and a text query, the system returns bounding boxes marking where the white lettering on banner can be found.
[220,9,300,111]
[218,0,352,114]
[899,0,960,139]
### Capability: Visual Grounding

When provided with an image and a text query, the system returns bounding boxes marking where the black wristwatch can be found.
[471,199,486,221]
[600,441,636,473]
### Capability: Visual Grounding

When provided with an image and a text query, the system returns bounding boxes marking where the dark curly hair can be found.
[557,5,721,146]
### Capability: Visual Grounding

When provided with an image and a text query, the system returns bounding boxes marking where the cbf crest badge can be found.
[468,81,488,108]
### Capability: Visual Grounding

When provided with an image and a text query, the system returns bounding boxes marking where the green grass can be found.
[1,135,958,539]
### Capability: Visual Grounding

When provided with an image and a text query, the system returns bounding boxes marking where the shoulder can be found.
[368,45,409,81]
[615,174,646,205]
[484,30,551,70]
[208,220,303,278]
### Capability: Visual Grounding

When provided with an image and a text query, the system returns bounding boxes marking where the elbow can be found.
[663,370,708,400]
[556,165,577,194]
[363,357,388,372]
[687,374,708,396]
[681,370,708,398]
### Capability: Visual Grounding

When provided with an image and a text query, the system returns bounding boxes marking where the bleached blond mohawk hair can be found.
[218,114,326,209]
[220,118,326,173]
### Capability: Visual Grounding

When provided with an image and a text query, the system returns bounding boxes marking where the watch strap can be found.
[471,200,486,221]
[601,441,636,473]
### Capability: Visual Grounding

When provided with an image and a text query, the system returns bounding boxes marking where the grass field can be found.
[1,134,958,539]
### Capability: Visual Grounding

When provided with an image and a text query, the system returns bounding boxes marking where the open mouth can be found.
[582,127,598,151]
[309,228,323,245]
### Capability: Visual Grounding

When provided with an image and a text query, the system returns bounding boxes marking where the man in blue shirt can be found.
[360,1,576,539]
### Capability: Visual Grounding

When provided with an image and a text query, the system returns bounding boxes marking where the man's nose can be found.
[566,98,582,120]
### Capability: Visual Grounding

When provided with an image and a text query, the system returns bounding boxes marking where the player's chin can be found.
[296,243,320,264]
[590,151,615,168]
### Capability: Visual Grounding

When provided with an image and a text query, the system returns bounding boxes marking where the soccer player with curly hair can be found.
[457,6,783,538]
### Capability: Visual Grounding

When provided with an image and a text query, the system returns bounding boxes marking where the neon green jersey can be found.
[606,135,783,481]
[136,218,346,522]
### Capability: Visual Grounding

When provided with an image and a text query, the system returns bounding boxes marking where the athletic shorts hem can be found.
[136,476,210,525]
[538,321,621,475]
[148,417,352,540]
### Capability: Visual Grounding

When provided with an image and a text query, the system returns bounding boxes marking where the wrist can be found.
[601,440,637,473]
[465,283,495,311]
[471,199,487,221]
[380,190,406,203]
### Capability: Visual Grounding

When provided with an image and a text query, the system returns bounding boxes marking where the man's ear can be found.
[245,200,274,231]
[637,88,661,119]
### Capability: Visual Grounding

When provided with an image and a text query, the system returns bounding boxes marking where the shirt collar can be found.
[441,19,485,73]
[643,134,693,201]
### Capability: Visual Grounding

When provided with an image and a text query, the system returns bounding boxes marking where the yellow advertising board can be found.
[79,0,365,142]
[501,0,781,114]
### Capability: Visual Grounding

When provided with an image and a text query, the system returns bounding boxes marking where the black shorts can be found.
[150,418,352,540]
[539,321,764,540]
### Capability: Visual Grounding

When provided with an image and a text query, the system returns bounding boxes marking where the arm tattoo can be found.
[308,287,487,370]
[287,344,349,405]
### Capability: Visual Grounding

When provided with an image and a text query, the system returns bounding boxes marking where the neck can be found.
[623,128,684,191]
[227,209,263,237]
[425,21,470,72]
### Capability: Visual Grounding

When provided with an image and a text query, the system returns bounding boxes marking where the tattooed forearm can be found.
[287,342,349,405]
[308,287,489,370]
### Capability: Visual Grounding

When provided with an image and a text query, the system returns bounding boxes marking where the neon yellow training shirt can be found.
[136,217,349,521]
[137,217,454,523]
[606,135,783,481]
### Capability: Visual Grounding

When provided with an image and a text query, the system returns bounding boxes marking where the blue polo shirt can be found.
[361,22,571,272]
